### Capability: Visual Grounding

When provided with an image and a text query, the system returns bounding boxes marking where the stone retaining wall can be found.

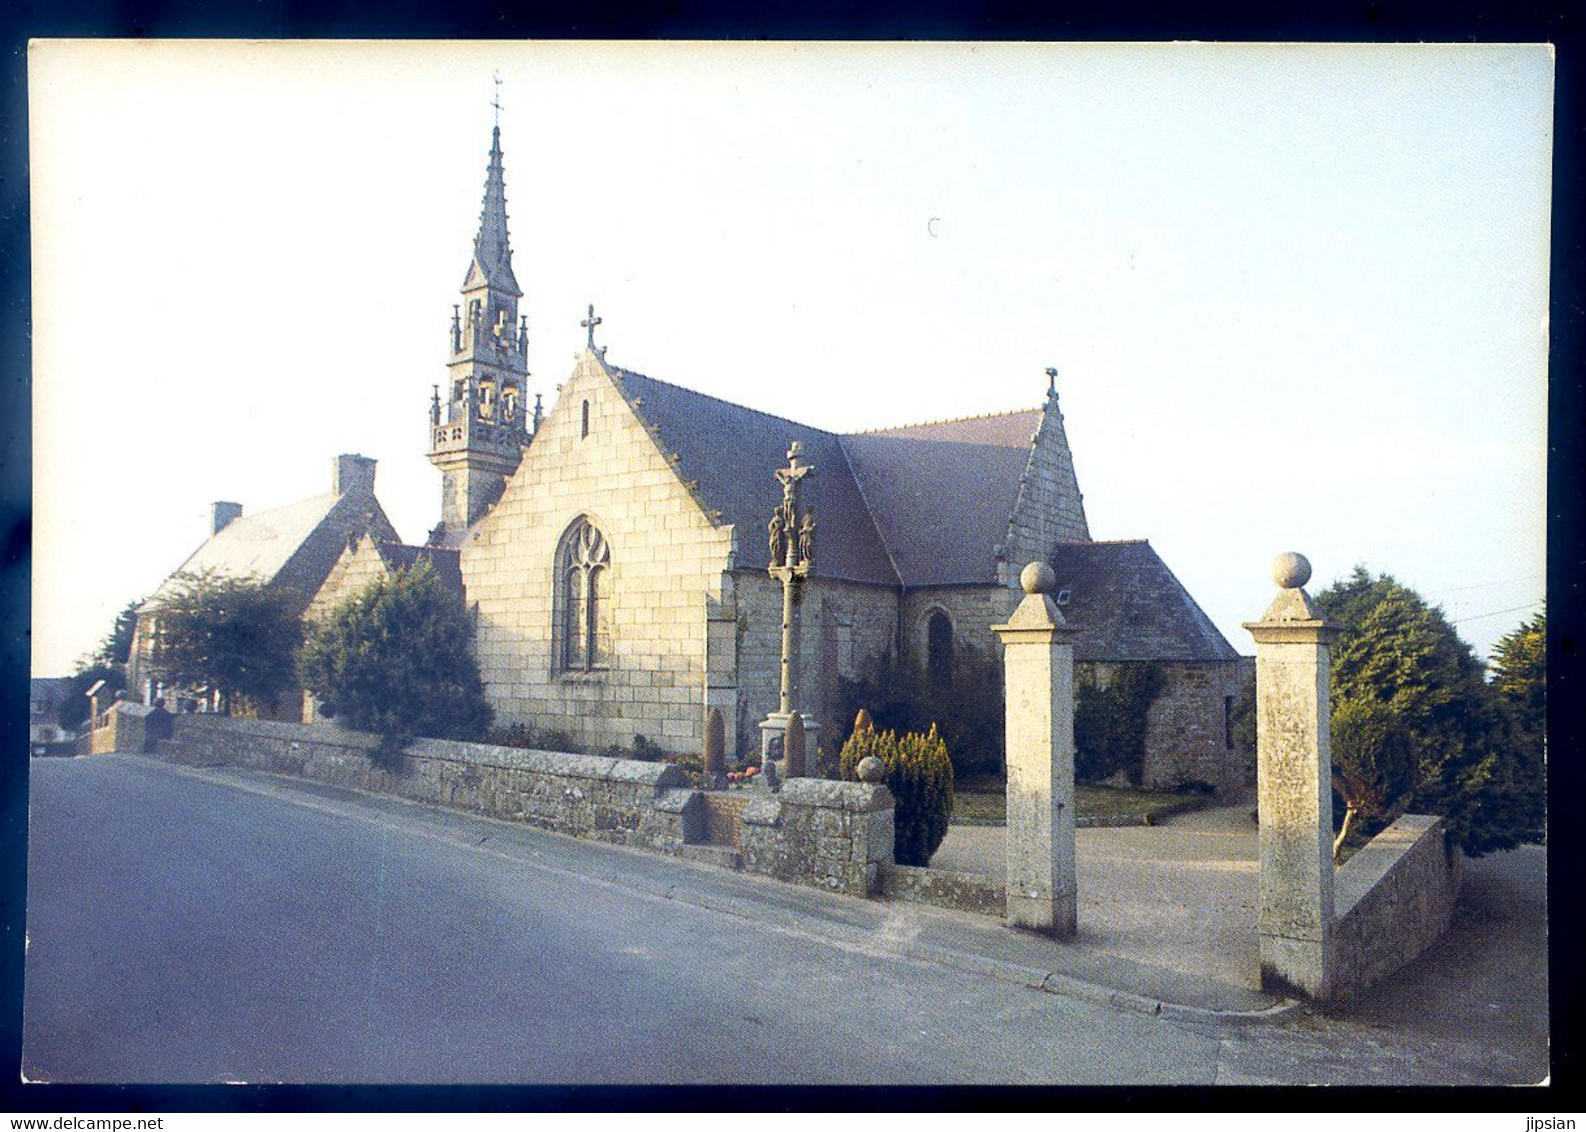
[152,716,895,896]
[158,714,696,853]
[879,863,1005,916]
[1331,814,1461,1000]
[739,778,895,896]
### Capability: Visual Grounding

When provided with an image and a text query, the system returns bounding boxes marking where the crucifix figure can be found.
[758,441,820,782]
[769,441,815,712]
[582,303,603,351]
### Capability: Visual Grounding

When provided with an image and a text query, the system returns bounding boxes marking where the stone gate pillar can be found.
[992,562,1078,938]
[1243,551,1339,999]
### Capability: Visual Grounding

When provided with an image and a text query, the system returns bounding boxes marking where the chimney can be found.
[333,454,377,496]
[211,501,243,535]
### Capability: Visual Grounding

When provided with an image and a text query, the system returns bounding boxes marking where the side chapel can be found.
[137,123,1253,791]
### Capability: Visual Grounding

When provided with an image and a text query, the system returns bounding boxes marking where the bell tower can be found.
[428,122,532,538]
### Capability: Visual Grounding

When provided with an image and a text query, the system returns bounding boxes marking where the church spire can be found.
[463,124,522,297]
[429,116,533,540]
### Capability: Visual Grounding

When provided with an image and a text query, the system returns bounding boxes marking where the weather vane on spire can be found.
[491,71,504,129]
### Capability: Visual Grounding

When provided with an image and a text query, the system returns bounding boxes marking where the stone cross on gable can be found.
[1046,366,1059,398]
[581,303,603,350]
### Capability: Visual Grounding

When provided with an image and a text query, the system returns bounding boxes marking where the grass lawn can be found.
[952,783,1199,825]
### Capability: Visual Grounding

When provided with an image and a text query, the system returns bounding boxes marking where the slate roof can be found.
[145,489,398,617]
[530,359,1237,667]
[1047,540,1242,663]
[610,367,900,585]
[376,542,464,603]
[842,410,1040,587]
[608,358,1060,588]
[30,677,73,718]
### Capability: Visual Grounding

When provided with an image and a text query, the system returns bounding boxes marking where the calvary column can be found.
[759,442,820,777]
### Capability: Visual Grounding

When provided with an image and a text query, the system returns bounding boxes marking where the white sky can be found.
[28,40,1552,676]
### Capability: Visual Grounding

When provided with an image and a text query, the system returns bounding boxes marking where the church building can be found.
[131,121,1249,790]
[302,123,1252,790]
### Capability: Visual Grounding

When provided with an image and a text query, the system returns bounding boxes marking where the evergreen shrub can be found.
[835,644,1004,776]
[839,712,955,866]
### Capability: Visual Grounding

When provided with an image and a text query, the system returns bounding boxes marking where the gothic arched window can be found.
[556,517,612,673]
[581,399,591,438]
[926,609,954,686]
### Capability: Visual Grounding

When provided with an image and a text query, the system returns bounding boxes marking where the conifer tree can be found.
[1316,568,1543,856]
[299,562,492,745]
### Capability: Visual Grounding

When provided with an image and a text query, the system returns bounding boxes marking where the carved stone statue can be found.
[798,509,816,569]
[768,509,787,566]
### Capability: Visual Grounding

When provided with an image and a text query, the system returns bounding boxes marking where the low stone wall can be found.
[157,714,695,853]
[879,863,1005,916]
[739,778,895,896]
[91,702,170,755]
[1331,814,1461,1000]
[700,791,750,847]
[151,716,898,896]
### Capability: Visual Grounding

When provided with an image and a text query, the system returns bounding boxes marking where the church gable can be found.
[1003,390,1090,576]
[460,350,734,751]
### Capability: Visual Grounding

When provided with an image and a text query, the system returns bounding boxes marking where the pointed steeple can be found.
[430,120,533,539]
[463,125,522,297]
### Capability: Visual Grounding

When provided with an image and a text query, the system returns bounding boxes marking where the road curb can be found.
[879,936,1305,1026]
[952,795,1215,830]
[138,755,1305,1027]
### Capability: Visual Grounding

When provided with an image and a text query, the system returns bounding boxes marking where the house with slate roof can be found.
[127,455,398,714]
[315,121,1255,790]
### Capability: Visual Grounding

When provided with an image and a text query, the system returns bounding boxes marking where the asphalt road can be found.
[21,755,1549,1086]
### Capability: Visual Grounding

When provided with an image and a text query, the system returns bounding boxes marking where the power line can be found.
[1440,572,1545,594]
[1449,601,1543,626]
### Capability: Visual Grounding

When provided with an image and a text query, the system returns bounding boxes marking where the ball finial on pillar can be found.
[1272,551,1312,590]
[1020,561,1056,595]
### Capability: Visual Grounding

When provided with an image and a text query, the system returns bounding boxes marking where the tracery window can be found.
[556,517,611,673]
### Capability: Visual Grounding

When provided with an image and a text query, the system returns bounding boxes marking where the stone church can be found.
[134,124,1251,791]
